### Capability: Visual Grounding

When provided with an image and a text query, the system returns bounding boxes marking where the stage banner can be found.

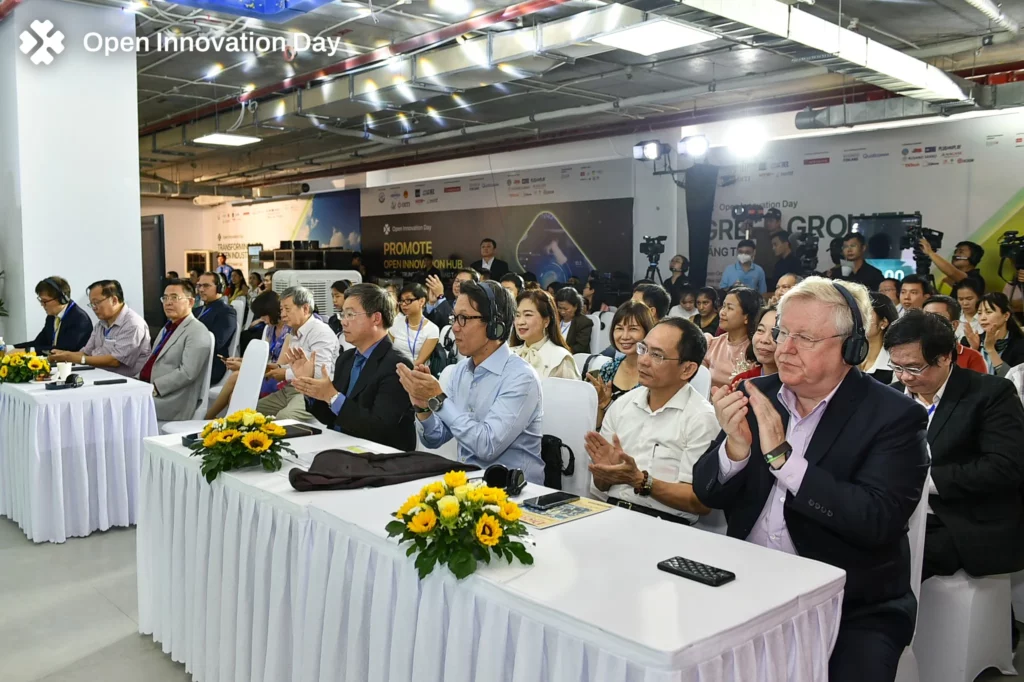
[360,160,634,286]
[705,112,1024,292]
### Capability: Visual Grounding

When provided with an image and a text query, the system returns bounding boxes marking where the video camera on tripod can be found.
[999,231,1024,285]
[899,224,944,278]
[639,236,668,284]
[731,205,765,224]
[791,233,820,275]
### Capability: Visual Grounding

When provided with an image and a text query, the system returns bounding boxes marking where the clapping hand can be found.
[281,347,316,379]
[963,322,980,350]
[425,275,444,304]
[584,431,626,466]
[293,364,336,402]
[585,372,612,410]
[744,381,786,456]
[396,363,442,408]
[711,383,754,461]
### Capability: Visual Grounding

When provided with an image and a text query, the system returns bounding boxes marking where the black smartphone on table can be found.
[522,491,579,511]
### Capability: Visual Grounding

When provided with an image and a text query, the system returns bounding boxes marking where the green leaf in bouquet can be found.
[385,520,407,537]
[406,544,418,557]
[508,542,534,565]
[449,549,477,580]
[415,550,437,579]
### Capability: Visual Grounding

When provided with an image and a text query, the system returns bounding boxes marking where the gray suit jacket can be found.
[150,315,213,422]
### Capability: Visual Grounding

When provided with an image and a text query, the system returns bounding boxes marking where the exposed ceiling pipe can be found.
[138,0,578,137]
[958,0,1020,33]
[907,29,1018,59]
[304,115,404,145]
[140,180,254,197]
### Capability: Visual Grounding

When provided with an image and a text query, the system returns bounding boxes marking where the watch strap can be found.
[764,441,791,468]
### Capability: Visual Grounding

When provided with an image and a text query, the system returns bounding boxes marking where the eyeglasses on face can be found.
[771,327,845,350]
[887,362,931,377]
[636,341,680,364]
[450,314,485,328]
[160,295,192,303]
[399,298,420,306]
[339,311,371,321]
[88,297,111,310]
[37,297,57,305]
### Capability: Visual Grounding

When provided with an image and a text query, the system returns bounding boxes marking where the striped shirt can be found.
[82,305,152,377]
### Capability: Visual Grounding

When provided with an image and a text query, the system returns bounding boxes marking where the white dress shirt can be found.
[593,383,719,523]
[283,315,339,381]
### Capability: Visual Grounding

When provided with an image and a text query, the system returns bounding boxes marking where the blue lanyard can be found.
[199,306,211,319]
[102,323,115,338]
[407,318,423,359]
[268,325,287,361]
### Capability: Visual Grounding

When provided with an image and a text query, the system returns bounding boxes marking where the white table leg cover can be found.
[138,445,842,682]
[0,389,157,542]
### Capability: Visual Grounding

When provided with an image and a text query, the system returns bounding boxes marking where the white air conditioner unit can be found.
[272,269,363,318]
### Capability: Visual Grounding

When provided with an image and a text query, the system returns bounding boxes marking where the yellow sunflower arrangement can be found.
[186,409,296,483]
[0,352,50,383]
[386,471,533,580]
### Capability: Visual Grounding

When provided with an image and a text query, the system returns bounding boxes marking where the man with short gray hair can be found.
[259,286,339,422]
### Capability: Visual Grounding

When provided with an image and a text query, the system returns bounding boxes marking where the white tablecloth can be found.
[0,368,158,542]
[138,431,846,682]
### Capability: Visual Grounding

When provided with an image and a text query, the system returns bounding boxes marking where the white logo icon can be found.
[383,224,392,235]
[20,20,65,66]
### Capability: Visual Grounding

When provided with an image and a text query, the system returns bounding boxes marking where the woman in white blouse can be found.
[511,290,580,380]
[389,282,440,366]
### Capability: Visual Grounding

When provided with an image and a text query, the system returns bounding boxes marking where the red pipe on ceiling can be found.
[0,0,26,24]
[138,0,576,137]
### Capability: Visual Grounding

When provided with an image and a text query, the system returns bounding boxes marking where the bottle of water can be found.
[0,337,6,356]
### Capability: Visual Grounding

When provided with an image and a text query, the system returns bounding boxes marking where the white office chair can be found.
[691,365,712,401]
[229,298,247,357]
[914,571,1017,682]
[416,363,459,459]
[439,325,462,361]
[587,313,603,355]
[894,484,931,682]
[1006,363,1024,405]
[207,323,238,403]
[582,353,610,375]
[161,339,270,435]
[572,353,590,375]
[540,377,597,498]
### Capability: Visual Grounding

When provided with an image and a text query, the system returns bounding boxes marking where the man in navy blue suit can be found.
[196,272,237,384]
[16,276,92,353]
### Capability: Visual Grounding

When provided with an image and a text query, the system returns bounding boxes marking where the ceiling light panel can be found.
[593,17,716,56]
[193,133,262,147]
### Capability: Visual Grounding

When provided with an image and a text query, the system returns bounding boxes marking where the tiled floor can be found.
[0,514,1022,682]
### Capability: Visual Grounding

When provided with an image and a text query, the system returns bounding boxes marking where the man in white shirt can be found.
[585,317,719,524]
[261,286,339,422]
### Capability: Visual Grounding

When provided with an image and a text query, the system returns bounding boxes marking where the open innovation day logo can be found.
[20,21,353,65]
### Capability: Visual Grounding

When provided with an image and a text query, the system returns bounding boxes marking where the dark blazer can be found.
[470,259,509,279]
[15,302,92,353]
[693,369,929,618]
[426,298,453,330]
[564,314,594,355]
[197,296,237,384]
[927,365,1024,576]
[308,337,416,451]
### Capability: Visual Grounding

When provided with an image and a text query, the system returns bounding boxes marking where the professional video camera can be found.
[899,224,944,278]
[999,231,1024,269]
[731,204,765,223]
[792,232,820,275]
[639,236,667,283]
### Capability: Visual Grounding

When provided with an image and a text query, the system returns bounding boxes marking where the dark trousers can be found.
[922,514,962,582]
[829,609,912,682]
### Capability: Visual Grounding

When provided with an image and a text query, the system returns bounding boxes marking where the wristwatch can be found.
[764,441,792,470]
[427,392,447,413]
[634,470,654,497]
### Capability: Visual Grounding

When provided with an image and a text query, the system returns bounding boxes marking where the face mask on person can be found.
[737,254,753,265]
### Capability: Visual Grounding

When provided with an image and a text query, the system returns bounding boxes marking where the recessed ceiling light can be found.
[193,133,262,147]
[205,63,223,79]
[593,18,716,56]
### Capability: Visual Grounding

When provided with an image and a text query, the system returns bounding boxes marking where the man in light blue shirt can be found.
[397,280,545,483]
[719,239,767,294]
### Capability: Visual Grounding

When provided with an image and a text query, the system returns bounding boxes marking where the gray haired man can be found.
[258,286,339,422]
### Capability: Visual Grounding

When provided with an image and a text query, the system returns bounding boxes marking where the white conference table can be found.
[0,367,158,543]
[138,426,846,682]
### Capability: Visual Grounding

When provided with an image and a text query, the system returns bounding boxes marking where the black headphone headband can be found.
[43,278,68,305]
[832,283,869,366]
[480,281,507,341]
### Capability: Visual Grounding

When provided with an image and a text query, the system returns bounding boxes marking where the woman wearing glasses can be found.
[511,290,580,380]
[204,291,291,419]
[703,287,761,390]
[389,282,440,366]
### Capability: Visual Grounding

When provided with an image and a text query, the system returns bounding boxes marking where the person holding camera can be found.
[1003,267,1024,316]
[917,240,987,294]
[719,239,767,294]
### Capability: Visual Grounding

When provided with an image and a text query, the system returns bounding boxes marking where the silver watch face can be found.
[428,394,444,412]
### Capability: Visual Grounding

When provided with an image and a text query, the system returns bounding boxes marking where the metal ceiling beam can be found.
[137,0,581,137]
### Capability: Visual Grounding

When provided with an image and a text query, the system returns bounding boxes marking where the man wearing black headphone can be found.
[396,280,546,484]
[196,271,238,384]
[918,239,987,294]
[15,276,93,353]
[692,277,930,682]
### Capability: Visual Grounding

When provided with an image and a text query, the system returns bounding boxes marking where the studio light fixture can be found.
[678,134,709,158]
[594,17,716,56]
[633,140,671,161]
[193,133,262,147]
[724,120,766,158]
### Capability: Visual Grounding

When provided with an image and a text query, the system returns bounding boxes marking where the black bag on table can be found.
[289,449,479,492]
[541,435,575,490]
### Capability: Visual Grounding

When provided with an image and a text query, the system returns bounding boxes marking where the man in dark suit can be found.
[693,277,929,682]
[16,276,92,353]
[293,283,415,451]
[470,238,509,279]
[884,310,1024,581]
[196,272,237,384]
[424,268,479,329]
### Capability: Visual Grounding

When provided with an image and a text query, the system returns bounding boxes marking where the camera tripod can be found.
[645,256,664,285]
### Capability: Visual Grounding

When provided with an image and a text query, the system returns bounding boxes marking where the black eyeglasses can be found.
[450,314,485,328]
